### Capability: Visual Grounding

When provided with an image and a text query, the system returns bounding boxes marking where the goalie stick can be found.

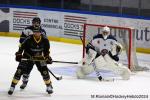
[21,58,62,81]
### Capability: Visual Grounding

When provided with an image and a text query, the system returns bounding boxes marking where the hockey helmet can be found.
[32,17,41,24]
[102,26,110,39]
[32,17,41,30]
[102,26,110,33]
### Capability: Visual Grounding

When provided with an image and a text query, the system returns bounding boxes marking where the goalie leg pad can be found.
[103,54,131,80]
[76,67,86,79]
[81,64,94,75]
[76,64,95,79]
[85,48,97,65]
[120,66,131,80]
[94,55,107,70]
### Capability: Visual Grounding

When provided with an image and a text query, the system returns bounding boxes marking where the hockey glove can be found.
[15,52,22,62]
[116,43,123,55]
[116,45,121,54]
[45,56,53,64]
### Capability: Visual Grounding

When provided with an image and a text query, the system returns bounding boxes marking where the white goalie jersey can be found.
[92,34,118,55]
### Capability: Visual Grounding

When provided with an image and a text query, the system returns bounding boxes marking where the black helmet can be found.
[32,17,41,24]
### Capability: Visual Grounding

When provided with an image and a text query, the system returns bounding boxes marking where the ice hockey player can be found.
[19,17,47,90]
[76,26,131,81]
[8,28,53,95]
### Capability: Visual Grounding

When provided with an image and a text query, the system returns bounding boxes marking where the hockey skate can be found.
[8,86,15,95]
[98,76,103,81]
[46,85,53,94]
[20,77,28,89]
[20,81,28,89]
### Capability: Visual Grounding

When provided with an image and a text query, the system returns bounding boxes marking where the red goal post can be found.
[82,23,134,70]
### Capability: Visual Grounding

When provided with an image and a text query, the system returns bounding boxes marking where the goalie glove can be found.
[116,43,123,55]
[111,43,123,56]
[15,52,22,62]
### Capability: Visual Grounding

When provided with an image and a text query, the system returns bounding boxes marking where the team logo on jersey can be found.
[97,40,100,44]
[110,41,113,45]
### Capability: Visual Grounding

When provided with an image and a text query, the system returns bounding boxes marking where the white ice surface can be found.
[0,37,150,100]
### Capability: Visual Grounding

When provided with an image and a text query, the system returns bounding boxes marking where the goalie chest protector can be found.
[91,34,117,53]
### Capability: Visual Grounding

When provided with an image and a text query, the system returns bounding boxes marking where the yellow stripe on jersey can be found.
[33,35,41,43]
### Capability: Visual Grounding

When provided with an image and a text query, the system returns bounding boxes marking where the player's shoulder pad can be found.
[42,35,50,44]
[42,34,48,39]
[25,35,32,40]
[22,26,33,36]
[40,28,47,35]
[21,35,32,44]
[107,35,117,41]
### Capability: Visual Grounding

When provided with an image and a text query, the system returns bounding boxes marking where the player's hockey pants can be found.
[12,61,51,85]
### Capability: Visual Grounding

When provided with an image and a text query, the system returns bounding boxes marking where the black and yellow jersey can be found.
[19,34,50,58]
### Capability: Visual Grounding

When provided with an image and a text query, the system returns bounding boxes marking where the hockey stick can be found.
[48,68,62,80]
[53,60,78,64]
[21,58,62,80]
[21,58,78,64]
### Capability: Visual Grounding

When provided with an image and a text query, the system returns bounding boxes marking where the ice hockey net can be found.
[82,23,141,71]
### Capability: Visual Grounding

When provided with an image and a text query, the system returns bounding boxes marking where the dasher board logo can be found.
[13,11,38,31]
[0,8,9,32]
[64,15,87,37]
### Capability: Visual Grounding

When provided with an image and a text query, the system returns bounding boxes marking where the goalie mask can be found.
[102,26,110,39]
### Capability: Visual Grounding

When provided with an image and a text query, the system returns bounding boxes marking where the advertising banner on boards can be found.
[3,7,150,49]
